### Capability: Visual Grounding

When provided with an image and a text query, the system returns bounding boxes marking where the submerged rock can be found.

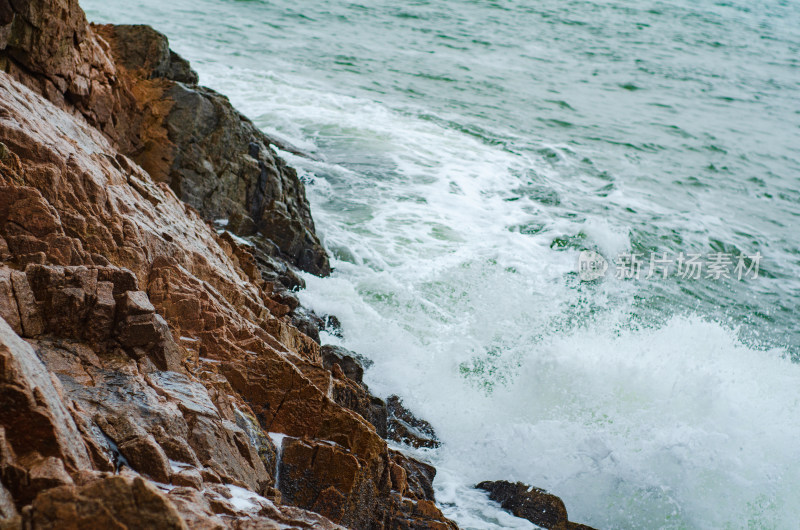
[387,395,440,449]
[476,480,596,530]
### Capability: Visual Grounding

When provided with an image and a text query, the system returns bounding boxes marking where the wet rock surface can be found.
[0,3,328,277]
[321,345,372,384]
[477,481,596,530]
[387,395,440,449]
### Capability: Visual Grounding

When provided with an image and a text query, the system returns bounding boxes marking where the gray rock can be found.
[320,345,373,384]
[161,82,330,276]
[95,23,331,278]
[386,395,440,449]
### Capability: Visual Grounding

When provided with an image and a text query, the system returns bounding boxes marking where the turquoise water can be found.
[85,1,800,528]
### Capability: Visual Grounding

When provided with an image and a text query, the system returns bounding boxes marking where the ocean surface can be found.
[84,0,800,527]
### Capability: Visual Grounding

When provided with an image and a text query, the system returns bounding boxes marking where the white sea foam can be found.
[303,266,800,528]
[169,66,800,528]
[247,77,800,528]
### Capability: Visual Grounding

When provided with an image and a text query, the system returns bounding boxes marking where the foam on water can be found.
[247,85,798,527]
[261,84,800,527]
[300,273,800,528]
[166,61,800,529]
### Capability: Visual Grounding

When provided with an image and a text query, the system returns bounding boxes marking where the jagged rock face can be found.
[94,23,331,277]
[99,25,198,85]
[24,472,345,530]
[163,82,328,276]
[0,0,142,154]
[0,2,329,276]
[0,317,90,506]
[321,345,373,384]
[0,9,455,527]
[26,475,187,530]
[322,345,389,438]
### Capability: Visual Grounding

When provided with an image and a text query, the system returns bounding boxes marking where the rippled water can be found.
[85,0,800,527]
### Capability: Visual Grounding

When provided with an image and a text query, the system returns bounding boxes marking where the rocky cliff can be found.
[0,1,456,528]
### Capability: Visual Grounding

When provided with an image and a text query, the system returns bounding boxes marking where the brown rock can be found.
[389,463,408,496]
[148,372,220,418]
[199,468,222,485]
[329,375,388,438]
[0,269,21,334]
[0,443,74,509]
[122,290,156,315]
[97,268,139,297]
[0,235,10,261]
[118,434,172,483]
[0,316,91,470]
[476,480,590,530]
[0,10,460,529]
[20,264,106,340]
[165,482,344,529]
[118,313,166,347]
[0,0,142,154]
[85,280,115,342]
[219,355,384,462]
[187,414,272,493]
[391,450,437,502]
[154,433,201,468]
[171,468,202,490]
[320,345,371,384]
[24,475,186,530]
[10,270,43,337]
[277,438,364,526]
[27,456,74,494]
[0,187,62,238]
[97,25,198,84]
[117,312,182,371]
